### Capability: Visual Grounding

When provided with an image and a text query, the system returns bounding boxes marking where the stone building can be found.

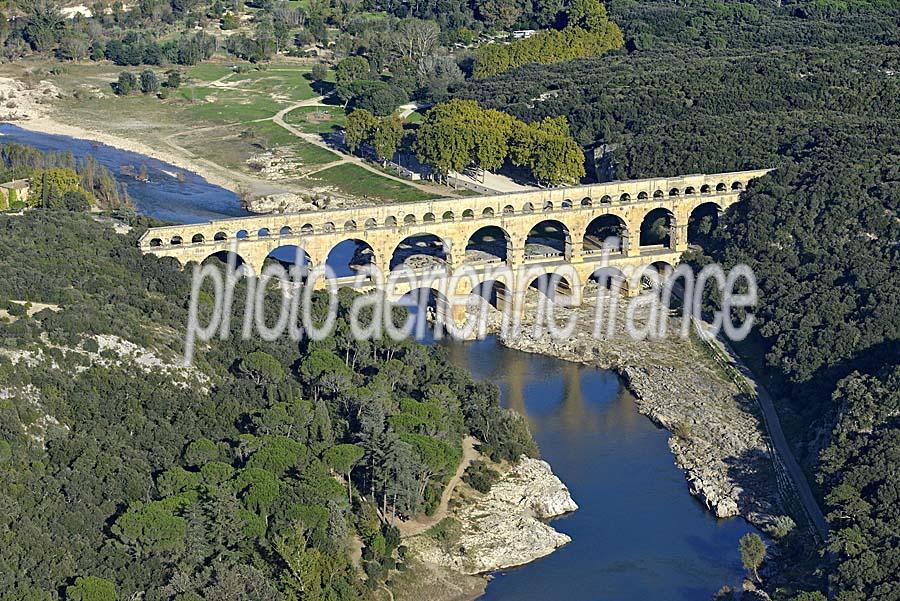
[0,179,30,210]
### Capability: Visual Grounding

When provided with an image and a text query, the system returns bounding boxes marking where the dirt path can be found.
[397,436,479,538]
[271,97,457,198]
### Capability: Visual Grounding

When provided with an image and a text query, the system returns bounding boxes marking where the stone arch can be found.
[640,207,675,248]
[471,279,511,312]
[581,197,592,207]
[279,226,292,237]
[322,222,336,233]
[653,190,664,198]
[700,184,711,194]
[203,249,251,272]
[526,272,573,302]
[583,214,628,254]
[685,186,696,195]
[394,287,452,338]
[637,191,648,200]
[619,193,630,202]
[522,202,535,213]
[669,188,680,196]
[404,214,417,225]
[524,219,571,259]
[561,199,572,209]
[732,181,743,190]
[423,212,436,222]
[462,209,475,220]
[442,211,454,222]
[325,239,375,278]
[639,261,675,291]
[600,195,612,204]
[301,223,314,234]
[264,244,313,277]
[344,219,357,231]
[688,201,723,245]
[170,235,183,245]
[258,227,270,238]
[588,266,628,293]
[482,207,495,217]
[236,229,249,239]
[214,231,228,241]
[503,204,515,215]
[149,237,163,247]
[365,218,378,229]
[543,200,553,212]
[385,216,398,227]
[192,233,205,244]
[465,225,511,264]
[716,182,727,192]
[390,233,451,270]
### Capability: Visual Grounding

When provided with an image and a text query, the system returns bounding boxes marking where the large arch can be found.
[688,202,722,245]
[202,249,251,273]
[465,225,511,264]
[393,287,451,340]
[264,244,313,279]
[325,239,376,279]
[588,266,629,293]
[524,219,571,259]
[638,261,675,291]
[639,208,675,248]
[583,214,628,255]
[390,233,451,270]
[525,272,574,302]
[471,279,511,312]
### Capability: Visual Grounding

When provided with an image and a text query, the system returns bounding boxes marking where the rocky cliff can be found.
[409,456,577,575]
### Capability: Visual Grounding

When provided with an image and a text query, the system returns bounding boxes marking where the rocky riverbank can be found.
[406,457,577,576]
[495,286,782,528]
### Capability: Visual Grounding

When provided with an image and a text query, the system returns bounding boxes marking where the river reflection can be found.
[443,337,754,601]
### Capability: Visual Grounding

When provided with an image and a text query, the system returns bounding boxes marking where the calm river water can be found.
[2,123,755,600]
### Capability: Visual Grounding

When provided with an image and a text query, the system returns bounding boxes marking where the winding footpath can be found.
[271,96,458,198]
[396,436,480,538]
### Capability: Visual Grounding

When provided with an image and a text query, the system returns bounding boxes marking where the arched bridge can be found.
[139,169,770,303]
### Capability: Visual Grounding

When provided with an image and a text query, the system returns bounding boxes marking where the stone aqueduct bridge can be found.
[139,169,770,306]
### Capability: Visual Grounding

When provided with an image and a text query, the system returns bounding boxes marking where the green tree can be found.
[373,116,403,164]
[65,576,117,601]
[322,443,364,503]
[344,108,377,154]
[115,71,138,95]
[335,56,370,104]
[739,532,766,583]
[238,351,286,385]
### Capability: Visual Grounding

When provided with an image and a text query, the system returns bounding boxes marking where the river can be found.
[1,123,755,600]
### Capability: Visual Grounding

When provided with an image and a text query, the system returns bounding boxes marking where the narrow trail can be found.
[397,436,479,538]
[712,332,830,542]
[271,97,459,198]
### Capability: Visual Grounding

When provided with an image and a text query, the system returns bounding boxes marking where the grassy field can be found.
[283,105,347,134]
[0,56,447,202]
[311,164,439,202]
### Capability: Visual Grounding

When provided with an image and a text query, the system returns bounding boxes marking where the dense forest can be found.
[451,1,900,598]
[0,211,536,600]
[3,0,900,597]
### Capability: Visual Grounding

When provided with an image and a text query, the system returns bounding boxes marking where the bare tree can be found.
[394,18,439,64]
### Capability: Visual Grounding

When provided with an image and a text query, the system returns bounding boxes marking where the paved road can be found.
[704,325,830,541]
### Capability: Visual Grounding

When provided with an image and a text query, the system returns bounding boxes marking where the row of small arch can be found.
[148,183,743,247]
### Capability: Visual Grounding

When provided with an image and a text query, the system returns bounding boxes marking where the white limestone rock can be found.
[410,456,577,575]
